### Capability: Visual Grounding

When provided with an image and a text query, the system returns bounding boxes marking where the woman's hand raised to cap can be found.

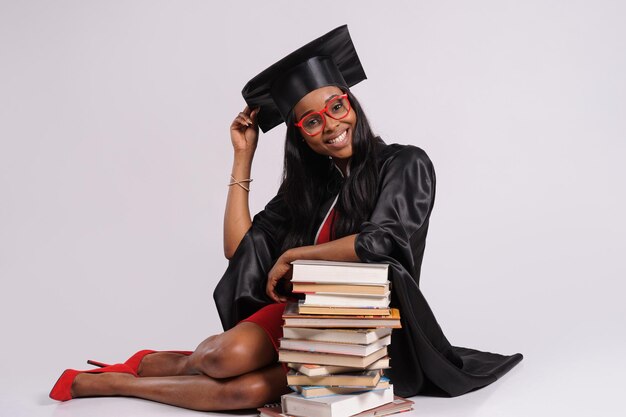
[230,106,260,158]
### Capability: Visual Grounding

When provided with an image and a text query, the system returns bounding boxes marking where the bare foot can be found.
[72,372,135,398]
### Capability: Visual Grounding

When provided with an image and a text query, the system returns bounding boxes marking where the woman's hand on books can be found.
[266,252,294,303]
[266,237,361,302]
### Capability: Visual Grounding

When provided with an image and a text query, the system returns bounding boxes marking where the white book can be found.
[283,316,400,329]
[280,335,391,357]
[282,328,392,345]
[304,292,390,308]
[281,385,394,417]
[279,346,388,368]
[291,260,389,284]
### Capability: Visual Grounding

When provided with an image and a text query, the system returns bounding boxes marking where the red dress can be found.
[240,206,338,353]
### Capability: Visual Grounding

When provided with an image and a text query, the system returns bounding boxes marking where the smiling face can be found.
[293,86,357,166]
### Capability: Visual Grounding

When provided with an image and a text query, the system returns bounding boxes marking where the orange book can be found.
[283,302,401,328]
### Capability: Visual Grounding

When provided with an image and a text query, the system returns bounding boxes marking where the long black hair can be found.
[279,89,381,252]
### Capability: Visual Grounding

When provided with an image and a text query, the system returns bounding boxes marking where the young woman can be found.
[49,25,522,411]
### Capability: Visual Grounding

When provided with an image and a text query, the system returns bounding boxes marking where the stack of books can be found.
[271,260,408,417]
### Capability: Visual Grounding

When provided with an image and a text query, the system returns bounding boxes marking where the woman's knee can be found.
[191,325,275,378]
[188,334,227,377]
[190,335,250,378]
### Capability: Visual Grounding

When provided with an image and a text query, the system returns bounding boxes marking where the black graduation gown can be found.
[213,140,523,398]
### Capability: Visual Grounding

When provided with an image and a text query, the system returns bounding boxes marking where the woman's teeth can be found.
[328,130,347,144]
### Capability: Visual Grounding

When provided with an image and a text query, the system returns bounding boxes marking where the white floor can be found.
[1,335,624,417]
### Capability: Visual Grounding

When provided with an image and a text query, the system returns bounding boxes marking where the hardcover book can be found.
[303,292,390,308]
[298,304,391,316]
[286,370,382,387]
[281,385,394,417]
[288,357,390,376]
[282,328,392,345]
[283,303,401,328]
[259,395,412,417]
[279,346,388,368]
[280,335,391,357]
[292,282,390,296]
[291,377,390,398]
[291,260,389,285]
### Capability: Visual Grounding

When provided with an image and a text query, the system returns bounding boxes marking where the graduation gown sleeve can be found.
[213,192,288,330]
[355,143,523,397]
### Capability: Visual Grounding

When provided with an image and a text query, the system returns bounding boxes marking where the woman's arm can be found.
[266,234,359,303]
[223,106,259,259]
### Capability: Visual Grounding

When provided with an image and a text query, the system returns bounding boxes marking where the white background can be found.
[1,0,625,416]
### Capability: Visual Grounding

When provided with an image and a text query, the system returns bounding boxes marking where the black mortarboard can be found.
[242,25,367,133]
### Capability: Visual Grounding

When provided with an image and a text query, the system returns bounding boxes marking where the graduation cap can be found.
[242,25,367,133]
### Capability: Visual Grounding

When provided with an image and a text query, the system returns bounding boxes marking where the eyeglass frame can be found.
[294,93,352,136]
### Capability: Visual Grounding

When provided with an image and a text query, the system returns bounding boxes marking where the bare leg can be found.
[138,322,277,378]
[138,352,191,377]
[69,322,286,410]
[74,364,289,411]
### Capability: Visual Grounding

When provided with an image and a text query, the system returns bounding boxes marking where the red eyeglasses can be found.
[294,94,352,136]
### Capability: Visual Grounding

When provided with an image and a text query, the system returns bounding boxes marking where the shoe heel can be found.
[86,359,109,368]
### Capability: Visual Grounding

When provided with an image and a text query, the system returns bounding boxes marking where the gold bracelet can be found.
[228,175,253,192]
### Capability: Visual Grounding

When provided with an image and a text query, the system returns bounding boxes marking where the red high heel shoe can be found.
[49,363,137,402]
[87,349,193,373]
